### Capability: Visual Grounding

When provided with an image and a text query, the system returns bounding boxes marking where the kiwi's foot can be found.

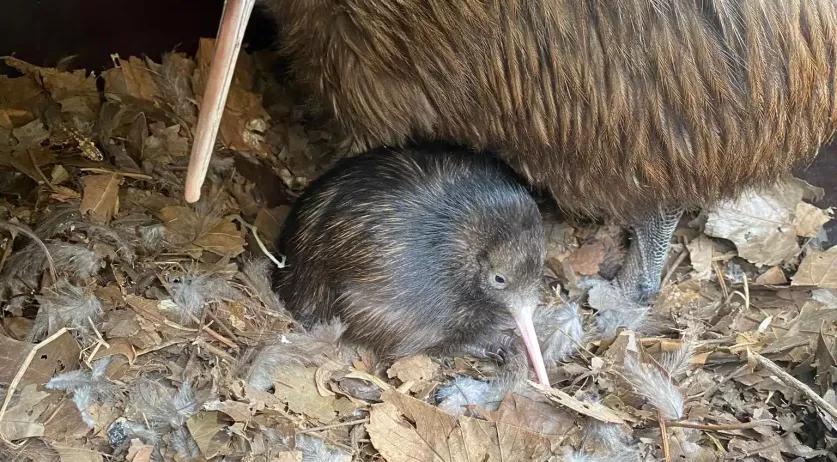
[462,333,520,365]
[615,205,683,303]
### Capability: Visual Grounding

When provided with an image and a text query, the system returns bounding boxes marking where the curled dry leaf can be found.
[792,246,837,289]
[367,389,550,462]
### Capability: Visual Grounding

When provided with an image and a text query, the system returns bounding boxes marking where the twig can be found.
[300,431,353,453]
[0,327,70,444]
[229,215,286,269]
[658,410,670,462]
[206,311,239,346]
[661,248,689,289]
[752,351,837,421]
[666,419,778,431]
[202,324,239,351]
[135,339,190,357]
[298,418,369,434]
[193,337,235,363]
[29,149,57,192]
[0,234,14,275]
[79,167,153,180]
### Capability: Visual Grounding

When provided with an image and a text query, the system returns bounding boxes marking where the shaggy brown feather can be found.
[263,0,837,223]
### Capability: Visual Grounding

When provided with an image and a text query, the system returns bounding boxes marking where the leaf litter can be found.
[0,43,835,462]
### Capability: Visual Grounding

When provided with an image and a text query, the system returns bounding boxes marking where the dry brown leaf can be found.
[792,246,837,289]
[159,206,246,257]
[186,411,228,458]
[367,389,550,462]
[756,267,788,285]
[0,331,81,386]
[387,355,440,392]
[567,242,606,276]
[143,122,189,164]
[686,235,714,280]
[705,180,803,266]
[126,439,154,462]
[796,203,833,238]
[54,446,103,462]
[273,365,338,424]
[4,57,100,119]
[482,393,576,442]
[90,338,136,364]
[253,206,290,244]
[193,39,270,155]
[204,399,253,422]
[80,173,121,223]
[274,451,304,462]
[192,219,246,257]
[101,56,160,102]
[0,383,49,440]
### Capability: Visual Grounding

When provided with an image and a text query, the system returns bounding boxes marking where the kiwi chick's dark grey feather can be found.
[274,144,550,385]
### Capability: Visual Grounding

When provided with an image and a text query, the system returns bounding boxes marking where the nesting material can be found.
[247,319,348,391]
[46,358,121,427]
[0,44,834,461]
[31,278,103,341]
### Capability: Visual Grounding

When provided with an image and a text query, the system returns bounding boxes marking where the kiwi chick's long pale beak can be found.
[185,0,256,203]
[512,303,550,387]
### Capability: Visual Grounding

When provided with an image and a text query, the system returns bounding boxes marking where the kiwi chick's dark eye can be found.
[494,275,506,285]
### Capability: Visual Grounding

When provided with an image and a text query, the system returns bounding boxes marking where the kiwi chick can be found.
[275,143,550,385]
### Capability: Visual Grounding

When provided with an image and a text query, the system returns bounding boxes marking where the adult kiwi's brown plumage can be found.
[186,0,837,303]
[275,143,550,385]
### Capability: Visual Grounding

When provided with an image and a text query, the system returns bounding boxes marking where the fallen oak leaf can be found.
[0,383,49,440]
[705,180,803,266]
[158,206,246,257]
[54,446,103,462]
[186,411,229,458]
[367,389,550,462]
[193,219,246,257]
[755,266,788,286]
[80,173,122,223]
[126,439,154,462]
[481,393,576,443]
[796,203,833,238]
[102,55,161,102]
[0,331,81,387]
[273,365,339,423]
[387,355,440,393]
[792,246,837,289]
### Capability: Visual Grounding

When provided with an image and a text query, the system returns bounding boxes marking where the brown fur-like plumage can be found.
[262,0,837,223]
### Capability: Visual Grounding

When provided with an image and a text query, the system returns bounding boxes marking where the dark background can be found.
[1,0,835,241]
